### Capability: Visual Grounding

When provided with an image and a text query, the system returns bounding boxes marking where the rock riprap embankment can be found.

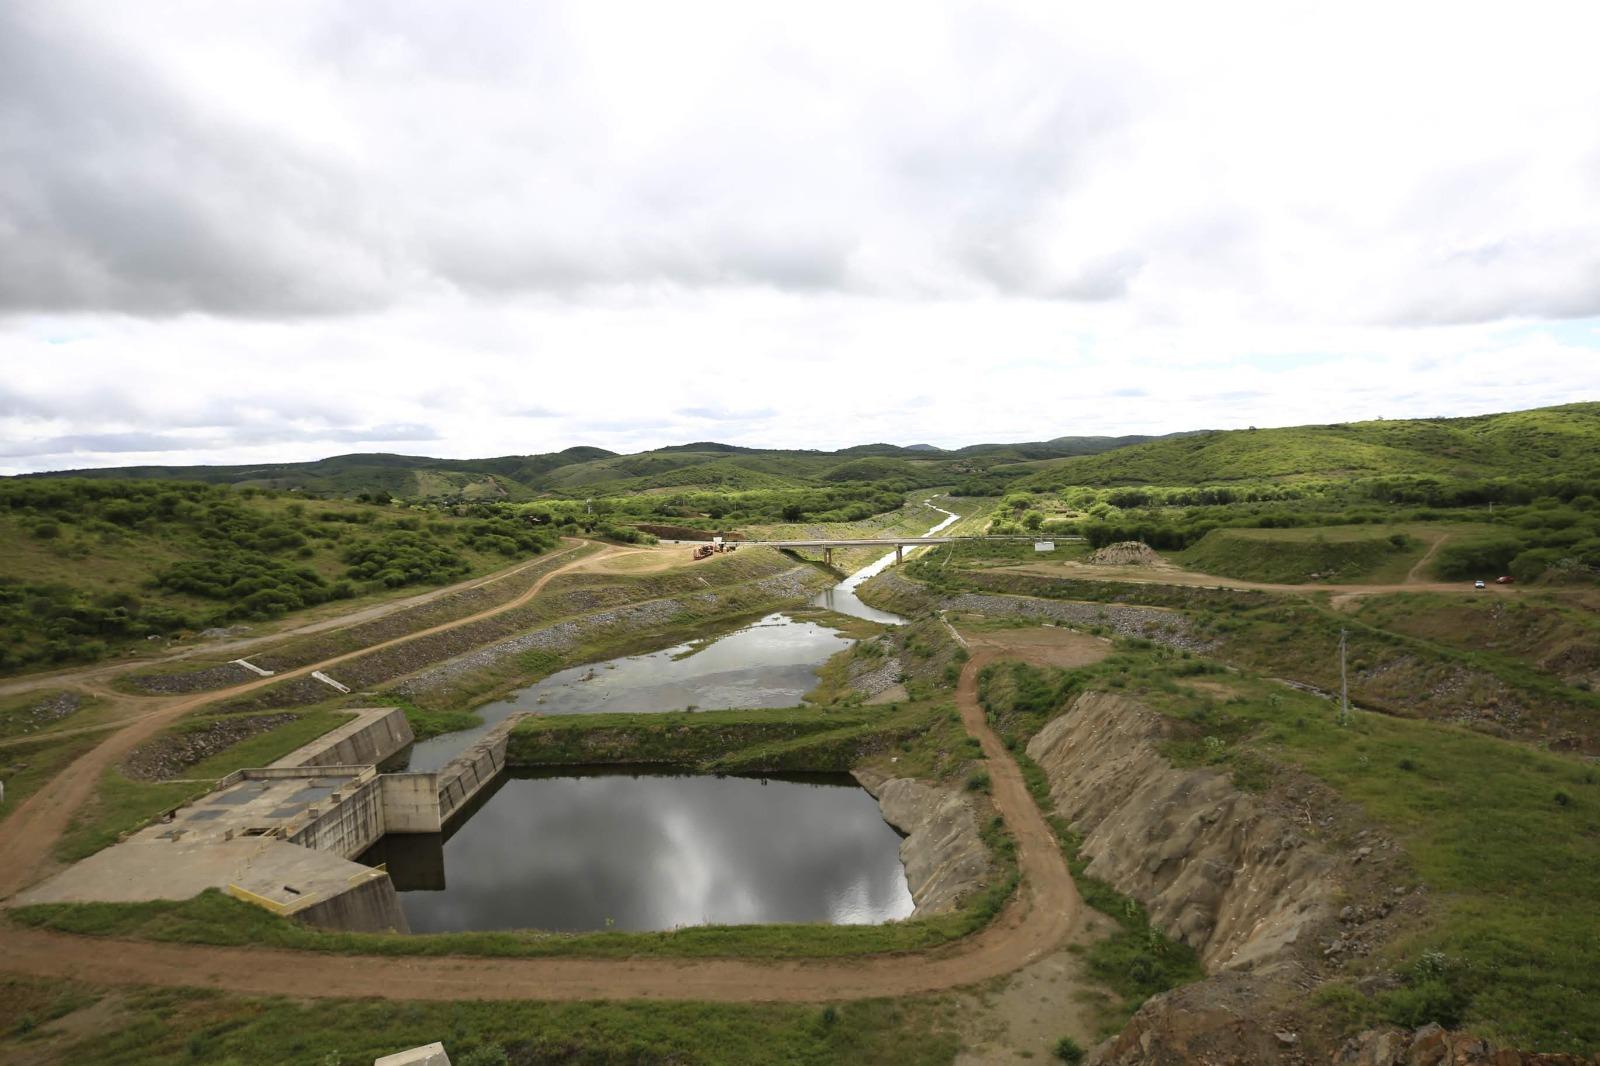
[123,713,298,781]
[854,768,992,917]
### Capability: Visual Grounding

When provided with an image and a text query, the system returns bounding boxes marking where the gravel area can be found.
[126,662,257,696]
[123,713,297,781]
[3,692,86,736]
[849,656,905,698]
[395,598,687,697]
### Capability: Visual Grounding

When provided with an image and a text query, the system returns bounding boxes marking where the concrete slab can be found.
[375,1043,451,1066]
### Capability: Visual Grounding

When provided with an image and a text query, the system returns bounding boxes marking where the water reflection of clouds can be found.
[399,774,914,934]
[504,614,854,715]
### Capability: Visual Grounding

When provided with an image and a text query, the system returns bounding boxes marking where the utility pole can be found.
[1339,628,1350,727]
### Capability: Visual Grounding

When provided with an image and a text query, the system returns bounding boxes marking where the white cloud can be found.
[0,0,1597,471]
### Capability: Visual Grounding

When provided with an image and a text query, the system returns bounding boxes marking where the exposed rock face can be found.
[854,768,992,917]
[1090,972,1301,1065]
[1337,1025,1600,1065]
[1026,692,1335,975]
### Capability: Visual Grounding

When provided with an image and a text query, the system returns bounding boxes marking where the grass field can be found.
[0,731,106,819]
[1015,403,1600,489]
[0,977,961,1065]
[1175,525,1431,583]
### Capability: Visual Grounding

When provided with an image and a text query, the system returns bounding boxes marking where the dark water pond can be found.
[362,769,914,933]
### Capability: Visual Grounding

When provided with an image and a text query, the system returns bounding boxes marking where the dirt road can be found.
[0,546,598,701]
[0,541,599,900]
[1010,556,1515,604]
[0,638,1081,1003]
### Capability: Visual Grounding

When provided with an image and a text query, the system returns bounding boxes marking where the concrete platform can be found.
[13,707,421,931]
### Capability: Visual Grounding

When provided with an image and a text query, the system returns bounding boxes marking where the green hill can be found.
[1014,403,1600,489]
[0,478,560,673]
[24,436,1161,500]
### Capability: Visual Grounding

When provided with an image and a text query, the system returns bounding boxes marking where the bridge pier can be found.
[895,545,903,564]
[824,547,833,567]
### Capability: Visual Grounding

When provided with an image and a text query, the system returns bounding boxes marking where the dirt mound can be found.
[1087,541,1161,566]
[123,713,296,780]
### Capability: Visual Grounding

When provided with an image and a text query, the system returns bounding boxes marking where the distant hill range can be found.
[19,403,1598,498]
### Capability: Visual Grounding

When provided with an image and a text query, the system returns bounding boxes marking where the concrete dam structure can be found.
[16,707,518,933]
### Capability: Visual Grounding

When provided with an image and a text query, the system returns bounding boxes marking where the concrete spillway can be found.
[15,707,448,933]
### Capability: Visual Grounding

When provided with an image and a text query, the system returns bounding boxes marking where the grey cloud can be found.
[0,5,393,317]
[0,422,439,460]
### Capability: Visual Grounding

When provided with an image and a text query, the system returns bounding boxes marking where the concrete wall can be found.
[380,773,442,833]
[436,716,521,825]
[293,872,411,934]
[289,778,387,859]
[273,707,415,770]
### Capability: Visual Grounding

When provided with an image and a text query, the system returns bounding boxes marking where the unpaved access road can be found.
[0,541,599,900]
[0,637,1082,1003]
[1008,555,1521,606]
[0,545,598,701]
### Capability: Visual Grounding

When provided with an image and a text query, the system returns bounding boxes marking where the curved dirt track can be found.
[0,644,1080,1002]
[0,541,599,900]
[0,546,599,701]
[1013,556,1520,602]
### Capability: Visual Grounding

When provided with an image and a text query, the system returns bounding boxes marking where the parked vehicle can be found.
[1474,579,1487,589]
[1496,575,1515,584]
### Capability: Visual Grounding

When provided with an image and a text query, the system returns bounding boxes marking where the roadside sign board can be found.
[1034,541,1055,552]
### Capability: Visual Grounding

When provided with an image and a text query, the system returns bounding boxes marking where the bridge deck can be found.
[742,535,1084,549]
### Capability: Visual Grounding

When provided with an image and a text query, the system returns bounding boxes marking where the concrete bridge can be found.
[739,535,1085,566]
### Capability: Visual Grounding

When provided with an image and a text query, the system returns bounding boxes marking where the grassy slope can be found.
[1015,403,1600,488]
[1075,651,1600,1053]
[0,487,560,674]
[1174,525,1430,584]
[0,977,959,1066]
[1349,591,1600,686]
[30,436,1154,500]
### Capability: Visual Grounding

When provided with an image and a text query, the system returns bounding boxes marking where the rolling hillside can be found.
[1015,403,1600,489]
[25,436,1169,500]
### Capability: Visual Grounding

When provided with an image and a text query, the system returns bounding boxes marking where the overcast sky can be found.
[3,1,1598,474]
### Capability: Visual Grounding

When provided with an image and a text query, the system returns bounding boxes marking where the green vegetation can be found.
[1015,403,1600,489]
[509,706,886,770]
[985,645,1600,1053]
[0,977,959,1066]
[41,434,1165,502]
[0,478,559,673]
[0,731,105,818]
[901,541,1600,749]
[1176,526,1424,584]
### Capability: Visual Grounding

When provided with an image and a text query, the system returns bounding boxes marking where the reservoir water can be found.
[366,769,915,932]
[366,499,960,931]
[403,613,853,773]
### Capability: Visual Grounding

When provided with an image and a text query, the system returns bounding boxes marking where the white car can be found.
[1474,579,1487,589]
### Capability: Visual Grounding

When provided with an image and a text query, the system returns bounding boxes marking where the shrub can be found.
[965,770,992,793]
[1053,1036,1086,1063]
